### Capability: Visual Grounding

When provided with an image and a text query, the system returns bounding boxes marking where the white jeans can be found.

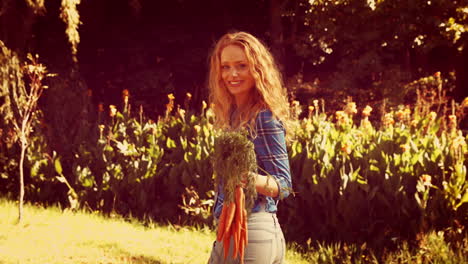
[208,211,286,264]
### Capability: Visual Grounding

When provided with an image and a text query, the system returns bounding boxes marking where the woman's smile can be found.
[227,80,242,86]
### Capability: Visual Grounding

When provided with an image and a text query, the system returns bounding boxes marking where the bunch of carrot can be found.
[217,186,248,262]
[213,130,257,262]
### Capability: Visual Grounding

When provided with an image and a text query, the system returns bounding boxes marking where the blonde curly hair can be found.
[208,31,293,135]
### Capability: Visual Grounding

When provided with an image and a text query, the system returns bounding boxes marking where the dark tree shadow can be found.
[97,243,166,264]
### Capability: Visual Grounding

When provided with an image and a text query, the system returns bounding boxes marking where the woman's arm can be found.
[251,110,292,199]
[240,172,280,197]
[254,173,279,197]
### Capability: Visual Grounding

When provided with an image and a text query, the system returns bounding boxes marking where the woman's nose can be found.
[231,68,238,77]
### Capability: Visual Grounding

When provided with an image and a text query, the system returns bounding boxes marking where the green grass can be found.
[1,199,466,264]
[0,200,310,264]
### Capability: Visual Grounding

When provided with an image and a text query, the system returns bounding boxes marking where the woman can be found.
[207,31,293,264]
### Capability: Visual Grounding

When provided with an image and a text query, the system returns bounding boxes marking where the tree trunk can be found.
[270,0,285,69]
[18,134,26,223]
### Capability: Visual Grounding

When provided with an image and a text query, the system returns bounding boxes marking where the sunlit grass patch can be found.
[3,199,464,263]
[0,199,310,264]
[0,199,212,263]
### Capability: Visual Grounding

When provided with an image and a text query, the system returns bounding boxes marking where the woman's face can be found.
[220,44,256,106]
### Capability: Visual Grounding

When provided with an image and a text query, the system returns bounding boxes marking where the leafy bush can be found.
[280,98,467,250]
[68,93,215,224]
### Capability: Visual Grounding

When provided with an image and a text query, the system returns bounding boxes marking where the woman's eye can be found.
[239,64,247,69]
[221,65,229,70]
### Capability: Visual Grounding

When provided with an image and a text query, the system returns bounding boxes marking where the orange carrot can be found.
[221,202,236,260]
[240,188,245,224]
[243,208,248,246]
[232,214,239,258]
[235,187,243,257]
[223,229,230,260]
[223,202,236,236]
[237,221,242,257]
[221,187,248,261]
[239,225,246,263]
[216,203,227,241]
[232,187,248,262]
[235,186,243,205]
[238,190,245,256]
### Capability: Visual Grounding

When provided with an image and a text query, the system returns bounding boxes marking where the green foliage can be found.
[24,0,46,14]
[2,0,468,120]
[62,93,216,224]
[280,96,467,251]
[292,0,468,106]
[292,231,467,264]
[0,41,69,207]
[0,40,26,127]
[381,231,468,264]
[0,40,23,197]
[60,0,81,62]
